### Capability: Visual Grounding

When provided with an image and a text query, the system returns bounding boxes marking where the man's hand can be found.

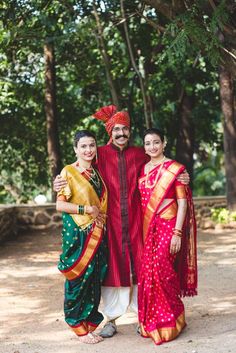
[53,175,67,192]
[177,170,190,185]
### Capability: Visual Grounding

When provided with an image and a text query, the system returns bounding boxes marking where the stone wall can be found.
[194,196,227,230]
[0,206,18,243]
[0,196,231,244]
[16,204,62,231]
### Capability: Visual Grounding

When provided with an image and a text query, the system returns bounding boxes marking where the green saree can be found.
[57,165,108,336]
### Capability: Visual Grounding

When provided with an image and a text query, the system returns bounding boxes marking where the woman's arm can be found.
[56,200,99,217]
[175,198,187,230]
[56,200,79,214]
[170,198,187,255]
[56,200,106,227]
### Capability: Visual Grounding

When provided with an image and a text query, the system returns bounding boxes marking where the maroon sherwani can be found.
[97,144,146,287]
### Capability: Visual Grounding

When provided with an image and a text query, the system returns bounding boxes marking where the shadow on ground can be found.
[0,229,236,353]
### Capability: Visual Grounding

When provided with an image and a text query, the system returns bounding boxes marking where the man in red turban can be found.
[93,104,130,140]
[92,105,146,337]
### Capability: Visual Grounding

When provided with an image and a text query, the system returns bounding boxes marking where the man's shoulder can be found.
[98,145,108,151]
[128,145,145,155]
[98,145,110,154]
[128,145,144,151]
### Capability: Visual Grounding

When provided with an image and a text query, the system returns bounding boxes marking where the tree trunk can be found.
[176,92,195,188]
[219,67,236,210]
[92,4,120,108]
[120,0,152,128]
[44,41,62,201]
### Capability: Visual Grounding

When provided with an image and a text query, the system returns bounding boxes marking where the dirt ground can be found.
[0,228,236,353]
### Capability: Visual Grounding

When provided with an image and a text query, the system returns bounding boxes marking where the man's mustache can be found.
[115,135,129,139]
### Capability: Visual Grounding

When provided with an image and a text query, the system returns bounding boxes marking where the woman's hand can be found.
[170,235,181,255]
[53,175,67,192]
[86,205,100,219]
[86,206,106,228]
[176,170,189,185]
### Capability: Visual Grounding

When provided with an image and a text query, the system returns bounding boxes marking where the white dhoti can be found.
[101,285,138,321]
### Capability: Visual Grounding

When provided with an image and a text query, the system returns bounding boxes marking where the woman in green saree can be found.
[56,130,108,344]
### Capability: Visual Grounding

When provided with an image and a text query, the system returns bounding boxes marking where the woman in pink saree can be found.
[138,128,197,345]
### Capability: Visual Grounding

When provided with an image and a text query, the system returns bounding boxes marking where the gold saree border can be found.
[176,184,187,199]
[140,311,186,345]
[60,224,103,280]
[71,321,97,336]
[143,161,183,240]
[159,200,177,220]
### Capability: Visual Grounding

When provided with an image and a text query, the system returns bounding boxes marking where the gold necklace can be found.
[145,157,166,189]
[78,165,101,188]
[149,155,166,167]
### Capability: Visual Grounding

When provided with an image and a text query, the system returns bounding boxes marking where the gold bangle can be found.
[173,228,182,237]
[173,228,182,233]
[174,233,182,238]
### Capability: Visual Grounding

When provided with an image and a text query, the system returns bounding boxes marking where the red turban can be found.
[93,105,130,136]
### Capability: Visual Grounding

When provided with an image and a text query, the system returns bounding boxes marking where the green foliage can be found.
[0,0,229,203]
[211,208,236,224]
[158,0,230,67]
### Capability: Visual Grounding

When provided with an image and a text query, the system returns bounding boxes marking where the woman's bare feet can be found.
[78,332,104,344]
[91,332,104,342]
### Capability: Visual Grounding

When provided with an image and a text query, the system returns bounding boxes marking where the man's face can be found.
[111,124,130,148]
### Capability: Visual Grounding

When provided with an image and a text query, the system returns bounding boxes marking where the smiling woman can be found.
[138,128,197,346]
[55,130,108,344]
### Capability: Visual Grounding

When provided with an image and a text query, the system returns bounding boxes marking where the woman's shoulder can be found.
[166,159,185,170]
[61,164,72,172]
[60,164,77,177]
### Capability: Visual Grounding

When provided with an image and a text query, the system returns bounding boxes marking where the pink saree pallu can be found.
[138,160,197,345]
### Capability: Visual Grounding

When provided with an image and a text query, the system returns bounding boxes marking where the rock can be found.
[35,212,50,225]
[18,215,32,225]
[52,214,62,222]
[46,207,57,215]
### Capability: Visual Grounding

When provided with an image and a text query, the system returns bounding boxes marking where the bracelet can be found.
[77,205,85,215]
[172,228,182,237]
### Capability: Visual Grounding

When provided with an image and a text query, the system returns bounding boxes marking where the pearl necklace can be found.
[145,157,166,189]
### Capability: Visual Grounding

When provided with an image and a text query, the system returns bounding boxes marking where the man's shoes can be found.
[99,321,117,338]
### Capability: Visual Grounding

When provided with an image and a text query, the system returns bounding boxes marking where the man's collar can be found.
[110,142,129,152]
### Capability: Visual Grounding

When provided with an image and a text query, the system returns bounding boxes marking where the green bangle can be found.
[77,205,84,215]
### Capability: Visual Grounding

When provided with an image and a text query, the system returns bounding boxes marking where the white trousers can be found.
[101,285,138,321]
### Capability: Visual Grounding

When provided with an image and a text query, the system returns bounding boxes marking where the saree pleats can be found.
[60,213,107,335]
[138,214,186,344]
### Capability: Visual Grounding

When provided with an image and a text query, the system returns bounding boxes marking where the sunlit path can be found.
[0,229,236,353]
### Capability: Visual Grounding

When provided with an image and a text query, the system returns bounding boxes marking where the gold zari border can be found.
[140,312,186,345]
[71,321,97,336]
[61,225,102,280]
[143,162,183,240]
